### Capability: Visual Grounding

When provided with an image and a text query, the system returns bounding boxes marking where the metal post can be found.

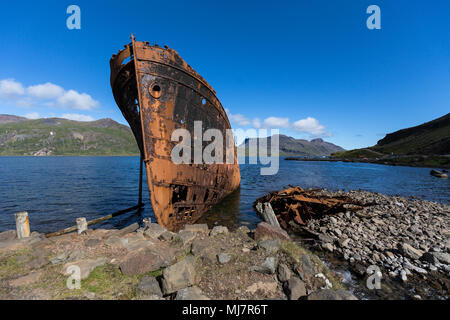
[15,211,30,239]
[138,154,144,207]
[76,217,88,235]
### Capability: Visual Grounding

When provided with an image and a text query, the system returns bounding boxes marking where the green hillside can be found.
[331,113,450,168]
[0,116,139,156]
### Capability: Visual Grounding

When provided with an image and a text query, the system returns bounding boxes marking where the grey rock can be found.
[161,256,197,294]
[175,230,197,246]
[191,238,212,256]
[318,233,334,244]
[184,224,209,234]
[284,277,307,300]
[115,223,139,237]
[277,263,291,282]
[431,252,450,264]
[210,226,229,237]
[258,239,282,253]
[217,253,232,264]
[158,231,175,242]
[84,239,101,247]
[251,257,276,274]
[322,242,334,252]
[144,223,167,239]
[137,276,163,297]
[398,243,423,260]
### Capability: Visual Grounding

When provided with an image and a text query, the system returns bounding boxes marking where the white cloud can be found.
[225,108,251,126]
[0,79,25,98]
[57,90,99,110]
[262,117,290,129]
[24,112,40,119]
[292,117,326,136]
[252,118,261,129]
[61,113,95,122]
[0,79,99,114]
[27,83,64,99]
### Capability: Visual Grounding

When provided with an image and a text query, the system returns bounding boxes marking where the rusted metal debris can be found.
[254,186,363,229]
[110,35,241,231]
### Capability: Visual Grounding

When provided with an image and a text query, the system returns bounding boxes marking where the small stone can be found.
[254,222,290,241]
[400,269,407,282]
[398,243,423,260]
[431,252,450,264]
[158,231,175,242]
[322,242,334,252]
[137,276,163,297]
[284,277,307,300]
[144,223,167,239]
[258,239,282,253]
[338,238,351,248]
[318,233,334,244]
[115,222,139,237]
[217,253,232,264]
[237,226,251,234]
[251,257,276,274]
[175,230,197,246]
[210,226,229,237]
[175,286,209,300]
[277,263,291,282]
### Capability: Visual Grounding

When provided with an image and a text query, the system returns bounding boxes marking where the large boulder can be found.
[161,256,197,294]
[120,246,175,276]
[254,222,290,241]
[284,277,307,300]
[137,276,163,297]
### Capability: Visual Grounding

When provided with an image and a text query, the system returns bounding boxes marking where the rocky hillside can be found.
[238,134,345,157]
[0,115,139,156]
[333,113,450,158]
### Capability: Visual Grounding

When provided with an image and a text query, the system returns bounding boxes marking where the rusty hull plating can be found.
[110,36,241,231]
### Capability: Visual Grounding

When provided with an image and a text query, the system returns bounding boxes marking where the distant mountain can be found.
[0,114,27,124]
[237,134,345,157]
[0,115,139,156]
[331,114,450,168]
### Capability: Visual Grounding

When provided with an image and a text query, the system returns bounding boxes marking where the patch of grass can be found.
[0,248,31,279]
[281,241,344,291]
[50,264,141,300]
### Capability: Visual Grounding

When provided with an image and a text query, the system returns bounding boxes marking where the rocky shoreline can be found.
[274,189,450,300]
[0,220,357,300]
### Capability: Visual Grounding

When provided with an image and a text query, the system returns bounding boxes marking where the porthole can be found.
[149,83,162,99]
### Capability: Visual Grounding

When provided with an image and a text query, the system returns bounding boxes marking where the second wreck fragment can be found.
[110,35,241,231]
[255,186,364,229]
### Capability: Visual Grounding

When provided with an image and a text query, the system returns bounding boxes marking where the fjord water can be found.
[0,156,448,233]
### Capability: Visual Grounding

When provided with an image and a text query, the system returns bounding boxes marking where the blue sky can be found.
[0,0,448,149]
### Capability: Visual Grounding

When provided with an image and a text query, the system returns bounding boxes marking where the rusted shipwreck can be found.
[110,35,241,231]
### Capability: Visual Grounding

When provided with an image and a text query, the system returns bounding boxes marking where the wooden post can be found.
[76,217,88,235]
[15,211,30,239]
[138,154,144,206]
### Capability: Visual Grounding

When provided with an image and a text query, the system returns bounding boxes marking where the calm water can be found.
[0,156,448,233]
